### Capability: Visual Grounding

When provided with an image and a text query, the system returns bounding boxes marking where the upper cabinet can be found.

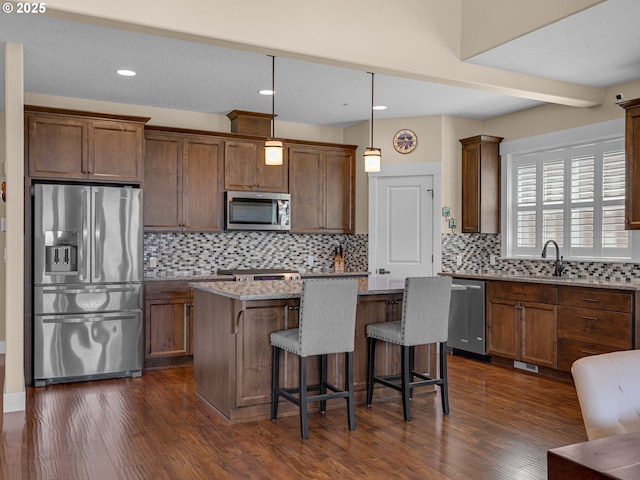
[289,145,356,233]
[144,128,224,232]
[224,139,288,192]
[26,106,149,184]
[618,98,640,229]
[460,135,503,234]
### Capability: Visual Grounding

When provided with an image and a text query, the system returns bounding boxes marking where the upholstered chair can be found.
[366,276,452,421]
[270,278,359,439]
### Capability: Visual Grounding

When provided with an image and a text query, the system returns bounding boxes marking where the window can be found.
[504,121,630,261]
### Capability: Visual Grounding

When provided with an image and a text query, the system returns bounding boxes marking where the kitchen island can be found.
[191,277,444,423]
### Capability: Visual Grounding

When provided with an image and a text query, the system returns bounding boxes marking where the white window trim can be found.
[500,118,640,262]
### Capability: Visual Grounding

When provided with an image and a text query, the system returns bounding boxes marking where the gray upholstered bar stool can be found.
[270,278,359,439]
[366,276,452,421]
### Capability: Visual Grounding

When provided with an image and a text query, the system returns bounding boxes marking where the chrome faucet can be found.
[541,240,564,277]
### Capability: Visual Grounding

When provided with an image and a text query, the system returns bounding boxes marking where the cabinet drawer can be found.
[557,338,620,373]
[145,282,191,300]
[557,286,632,312]
[486,281,556,303]
[557,306,631,349]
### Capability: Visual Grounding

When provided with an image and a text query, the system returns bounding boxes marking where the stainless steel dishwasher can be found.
[448,278,489,361]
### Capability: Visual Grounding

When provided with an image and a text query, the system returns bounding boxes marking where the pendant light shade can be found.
[265,139,284,165]
[364,147,381,172]
[364,72,381,173]
[264,55,284,166]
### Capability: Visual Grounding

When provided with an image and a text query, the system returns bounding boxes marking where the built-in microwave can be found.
[225,191,291,231]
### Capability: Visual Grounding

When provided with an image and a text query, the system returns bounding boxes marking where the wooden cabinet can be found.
[144,282,194,369]
[144,128,224,231]
[289,145,356,233]
[224,140,288,192]
[556,286,633,372]
[618,98,640,229]
[486,281,557,368]
[460,135,503,233]
[26,106,148,183]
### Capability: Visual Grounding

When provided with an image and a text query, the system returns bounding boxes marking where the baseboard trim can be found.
[4,390,26,413]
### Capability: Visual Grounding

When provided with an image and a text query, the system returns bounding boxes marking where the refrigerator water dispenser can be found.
[44,231,78,273]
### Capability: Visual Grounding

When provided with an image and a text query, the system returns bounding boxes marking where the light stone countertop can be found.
[191,276,464,301]
[443,271,640,291]
[144,271,369,283]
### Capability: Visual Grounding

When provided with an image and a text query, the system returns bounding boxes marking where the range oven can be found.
[218,268,301,282]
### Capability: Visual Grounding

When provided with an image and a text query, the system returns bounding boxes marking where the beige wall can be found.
[25,94,345,144]
[5,42,25,404]
[0,111,5,345]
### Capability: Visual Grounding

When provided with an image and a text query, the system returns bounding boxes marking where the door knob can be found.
[378,268,390,274]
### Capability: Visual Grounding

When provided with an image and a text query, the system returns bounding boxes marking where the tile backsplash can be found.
[442,233,640,281]
[144,232,369,277]
[144,231,638,281]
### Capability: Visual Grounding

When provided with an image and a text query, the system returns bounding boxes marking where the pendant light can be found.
[265,55,284,165]
[364,72,381,173]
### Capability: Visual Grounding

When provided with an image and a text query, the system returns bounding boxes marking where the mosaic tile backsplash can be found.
[441,233,640,281]
[144,231,639,281]
[144,232,369,277]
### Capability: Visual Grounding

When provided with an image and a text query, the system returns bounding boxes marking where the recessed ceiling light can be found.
[116,69,136,77]
[373,105,387,110]
[259,89,275,95]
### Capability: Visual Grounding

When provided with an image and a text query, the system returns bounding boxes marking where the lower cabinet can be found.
[486,281,557,369]
[556,286,633,372]
[144,282,194,369]
[486,281,636,375]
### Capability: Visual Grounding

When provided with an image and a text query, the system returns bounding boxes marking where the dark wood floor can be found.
[0,354,586,479]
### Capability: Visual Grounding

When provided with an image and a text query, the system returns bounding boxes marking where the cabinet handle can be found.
[183,302,189,351]
[581,316,599,321]
[582,298,599,303]
[581,350,601,356]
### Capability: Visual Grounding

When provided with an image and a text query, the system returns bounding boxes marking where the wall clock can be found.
[393,129,417,154]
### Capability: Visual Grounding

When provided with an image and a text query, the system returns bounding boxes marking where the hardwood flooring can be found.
[0,354,586,479]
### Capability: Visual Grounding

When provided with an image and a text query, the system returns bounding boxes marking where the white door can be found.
[369,163,441,279]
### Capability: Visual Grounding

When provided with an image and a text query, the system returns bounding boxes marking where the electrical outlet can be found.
[307,255,314,267]
[456,255,462,266]
[149,256,157,268]
[490,254,496,266]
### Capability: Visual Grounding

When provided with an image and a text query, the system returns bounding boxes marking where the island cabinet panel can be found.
[144,129,224,232]
[486,281,557,368]
[144,282,194,370]
[289,145,355,233]
[26,107,148,183]
[556,286,633,372]
[224,140,288,192]
[235,299,309,408]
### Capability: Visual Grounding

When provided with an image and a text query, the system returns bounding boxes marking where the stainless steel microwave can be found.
[225,191,291,231]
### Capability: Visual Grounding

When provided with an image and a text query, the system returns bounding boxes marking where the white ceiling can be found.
[0,0,639,128]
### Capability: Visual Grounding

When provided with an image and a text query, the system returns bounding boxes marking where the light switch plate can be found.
[456,255,462,266]
[0,217,5,232]
[490,254,496,266]
[149,256,157,268]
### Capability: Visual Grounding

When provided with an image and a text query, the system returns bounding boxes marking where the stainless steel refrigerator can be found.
[33,184,143,386]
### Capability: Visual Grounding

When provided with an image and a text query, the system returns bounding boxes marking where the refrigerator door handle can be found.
[80,187,90,282]
[92,188,101,281]
[41,313,140,324]
[40,286,138,295]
